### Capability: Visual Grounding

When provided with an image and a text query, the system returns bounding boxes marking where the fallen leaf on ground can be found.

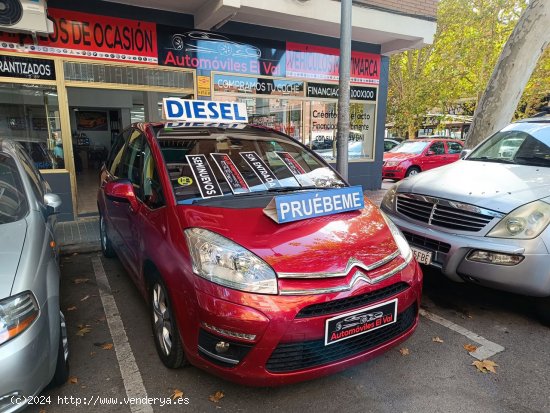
[399,348,410,356]
[80,295,90,302]
[39,409,46,413]
[171,389,184,400]
[69,377,78,384]
[209,391,225,403]
[90,351,96,356]
[72,252,78,256]
[472,359,498,373]
[76,327,91,336]
[73,278,89,284]
[66,306,77,311]
[464,344,478,353]
[432,336,444,343]
[101,343,113,350]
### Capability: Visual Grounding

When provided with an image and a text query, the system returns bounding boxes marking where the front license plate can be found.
[411,246,433,265]
[325,299,398,345]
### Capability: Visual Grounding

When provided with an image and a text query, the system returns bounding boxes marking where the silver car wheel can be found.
[152,283,173,356]
[408,169,419,176]
[100,216,107,251]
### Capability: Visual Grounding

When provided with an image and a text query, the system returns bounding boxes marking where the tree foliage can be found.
[387,0,549,138]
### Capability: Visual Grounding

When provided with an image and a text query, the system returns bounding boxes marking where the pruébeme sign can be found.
[0,55,55,80]
[263,186,364,224]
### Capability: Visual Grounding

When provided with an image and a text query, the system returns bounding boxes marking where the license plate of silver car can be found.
[411,247,432,265]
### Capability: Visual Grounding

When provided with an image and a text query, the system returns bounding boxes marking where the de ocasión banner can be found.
[0,8,157,64]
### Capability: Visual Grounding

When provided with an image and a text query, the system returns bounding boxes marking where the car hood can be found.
[178,196,399,274]
[397,160,550,213]
[0,219,27,298]
[384,152,417,162]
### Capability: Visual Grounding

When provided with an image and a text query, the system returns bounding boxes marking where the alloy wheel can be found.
[152,283,173,356]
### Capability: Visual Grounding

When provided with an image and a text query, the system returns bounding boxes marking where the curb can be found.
[60,241,101,255]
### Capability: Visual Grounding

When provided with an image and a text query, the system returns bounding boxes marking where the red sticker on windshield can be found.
[210,153,250,194]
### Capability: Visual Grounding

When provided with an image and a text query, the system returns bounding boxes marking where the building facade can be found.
[0,0,436,221]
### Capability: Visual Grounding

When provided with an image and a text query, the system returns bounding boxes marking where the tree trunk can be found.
[465,0,550,148]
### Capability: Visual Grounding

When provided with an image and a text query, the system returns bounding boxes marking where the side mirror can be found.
[104,179,139,212]
[460,149,472,159]
[43,193,62,215]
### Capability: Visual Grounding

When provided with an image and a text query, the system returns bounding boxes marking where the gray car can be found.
[381,116,550,322]
[0,139,68,412]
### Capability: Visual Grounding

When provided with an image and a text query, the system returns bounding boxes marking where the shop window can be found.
[0,84,62,170]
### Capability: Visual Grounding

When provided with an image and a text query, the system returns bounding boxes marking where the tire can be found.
[99,213,115,258]
[149,277,187,368]
[50,312,69,386]
[405,166,421,177]
[536,297,550,325]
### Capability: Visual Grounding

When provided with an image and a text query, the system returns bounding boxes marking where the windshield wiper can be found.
[514,156,550,166]
[468,156,516,164]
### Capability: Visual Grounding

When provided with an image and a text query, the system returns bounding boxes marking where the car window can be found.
[390,141,429,154]
[447,141,463,154]
[384,140,398,151]
[155,127,346,203]
[15,146,44,201]
[119,130,145,197]
[469,127,550,166]
[107,130,130,175]
[429,142,445,155]
[141,143,165,209]
[0,152,28,224]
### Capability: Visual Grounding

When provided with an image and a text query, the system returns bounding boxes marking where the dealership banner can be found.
[0,8,157,64]
[0,55,55,80]
[286,42,380,84]
[157,26,286,76]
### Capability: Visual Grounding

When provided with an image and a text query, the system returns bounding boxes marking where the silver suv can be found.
[381,115,550,322]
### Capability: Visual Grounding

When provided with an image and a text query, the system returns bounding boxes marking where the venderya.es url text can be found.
[11,395,190,407]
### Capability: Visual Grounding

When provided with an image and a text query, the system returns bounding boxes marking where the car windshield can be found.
[155,127,346,203]
[0,152,28,224]
[468,128,550,166]
[390,141,429,154]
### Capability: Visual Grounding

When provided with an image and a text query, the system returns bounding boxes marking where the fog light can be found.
[467,250,524,266]
[201,322,256,342]
[215,341,230,354]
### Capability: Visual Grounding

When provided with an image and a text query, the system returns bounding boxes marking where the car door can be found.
[446,141,464,163]
[101,129,131,253]
[422,141,446,171]
[134,140,169,294]
[105,129,145,276]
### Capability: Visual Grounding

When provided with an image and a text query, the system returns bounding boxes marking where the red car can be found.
[382,138,464,180]
[97,120,422,386]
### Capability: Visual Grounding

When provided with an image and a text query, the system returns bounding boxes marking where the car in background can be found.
[382,138,464,180]
[384,139,401,152]
[380,116,550,322]
[0,138,68,412]
[97,120,422,386]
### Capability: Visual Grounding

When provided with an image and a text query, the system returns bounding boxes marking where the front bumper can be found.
[382,167,406,180]
[178,260,422,386]
[0,301,57,413]
[384,210,550,297]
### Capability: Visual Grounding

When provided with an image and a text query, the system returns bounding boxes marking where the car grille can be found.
[295,282,410,318]
[266,303,417,373]
[396,195,496,232]
[402,231,451,254]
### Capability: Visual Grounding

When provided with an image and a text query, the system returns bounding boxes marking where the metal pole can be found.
[336,0,352,180]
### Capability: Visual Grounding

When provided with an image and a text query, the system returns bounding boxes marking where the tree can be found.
[465,0,550,147]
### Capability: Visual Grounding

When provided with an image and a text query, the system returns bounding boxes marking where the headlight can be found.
[381,185,398,211]
[385,161,400,167]
[0,292,39,346]
[185,228,278,295]
[380,212,413,264]
[487,201,550,239]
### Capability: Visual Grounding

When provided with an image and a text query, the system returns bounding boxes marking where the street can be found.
[28,249,550,413]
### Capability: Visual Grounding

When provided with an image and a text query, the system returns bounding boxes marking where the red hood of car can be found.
[383,152,419,162]
[177,197,398,274]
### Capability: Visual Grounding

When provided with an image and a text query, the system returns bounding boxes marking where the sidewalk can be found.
[55,187,389,255]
